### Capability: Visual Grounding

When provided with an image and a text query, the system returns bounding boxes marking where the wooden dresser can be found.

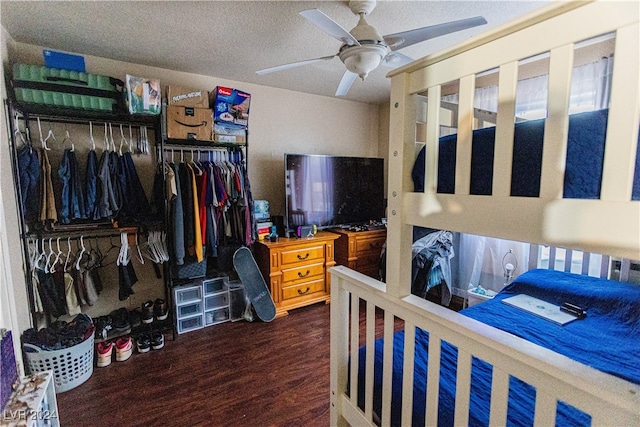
[253,232,339,318]
[330,227,387,279]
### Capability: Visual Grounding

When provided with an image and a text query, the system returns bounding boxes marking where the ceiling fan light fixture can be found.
[339,44,387,80]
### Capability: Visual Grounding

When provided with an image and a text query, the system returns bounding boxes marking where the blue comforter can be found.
[357,269,640,426]
[412,109,640,200]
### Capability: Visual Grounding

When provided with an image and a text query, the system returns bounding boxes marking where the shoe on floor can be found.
[129,308,142,329]
[96,341,113,367]
[141,300,154,324]
[109,307,132,336]
[154,298,168,321]
[151,332,164,350]
[115,336,133,362]
[136,333,151,353]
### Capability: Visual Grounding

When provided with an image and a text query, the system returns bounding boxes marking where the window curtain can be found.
[447,55,613,297]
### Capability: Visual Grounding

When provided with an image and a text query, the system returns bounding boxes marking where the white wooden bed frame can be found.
[330,1,639,426]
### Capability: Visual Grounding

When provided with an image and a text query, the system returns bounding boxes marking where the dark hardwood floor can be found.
[57,303,332,427]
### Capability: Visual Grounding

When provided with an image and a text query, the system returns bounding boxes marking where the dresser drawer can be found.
[280,245,325,266]
[281,262,324,283]
[355,236,385,256]
[281,277,325,300]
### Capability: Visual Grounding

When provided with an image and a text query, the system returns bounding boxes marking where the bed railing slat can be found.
[364,302,376,421]
[540,43,574,200]
[600,255,610,279]
[619,258,631,282]
[401,324,416,426]
[581,252,591,276]
[425,334,442,427]
[564,249,573,273]
[600,22,640,202]
[529,244,540,270]
[455,74,476,195]
[549,246,557,270]
[381,312,395,427]
[329,275,350,427]
[489,367,510,426]
[454,349,472,426]
[349,294,360,408]
[425,85,442,195]
[493,60,519,197]
[533,391,557,427]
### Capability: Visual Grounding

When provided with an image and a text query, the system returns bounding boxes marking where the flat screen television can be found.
[285,154,385,231]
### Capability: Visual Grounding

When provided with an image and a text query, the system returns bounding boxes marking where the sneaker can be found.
[154,298,168,321]
[115,337,133,362]
[151,332,164,350]
[96,341,113,367]
[128,308,142,329]
[109,307,132,335]
[141,300,154,324]
[93,315,113,341]
[136,333,151,353]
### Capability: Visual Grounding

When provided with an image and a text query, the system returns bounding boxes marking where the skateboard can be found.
[233,246,277,322]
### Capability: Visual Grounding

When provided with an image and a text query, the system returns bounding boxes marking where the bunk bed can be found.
[329,1,640,426]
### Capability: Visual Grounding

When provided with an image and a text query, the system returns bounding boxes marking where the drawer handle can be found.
[298,270,310,278]
[297,253,310,260]
[298,287,311,295]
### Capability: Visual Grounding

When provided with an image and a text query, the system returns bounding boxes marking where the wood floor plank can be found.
[56,303,331,427]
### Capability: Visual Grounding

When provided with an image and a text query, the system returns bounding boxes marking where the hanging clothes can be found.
[17,145,41,223]
[39,149,57,224]
[58,149,87,224]
[85,149,99,219]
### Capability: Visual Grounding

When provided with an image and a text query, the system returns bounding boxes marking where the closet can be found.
[160,121,253,332]
[6,99,173,339]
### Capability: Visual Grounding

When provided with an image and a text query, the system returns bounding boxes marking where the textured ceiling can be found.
[1,1,550,105]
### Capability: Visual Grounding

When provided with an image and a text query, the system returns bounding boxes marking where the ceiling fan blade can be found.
[299,9,361,46]
[335,70,358,97]
[382,51,415,68]
[256,55,336,75]
[383,16,487,51]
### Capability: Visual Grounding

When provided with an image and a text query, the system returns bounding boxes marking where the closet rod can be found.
[26,226,140,241]
[161,144,243,152]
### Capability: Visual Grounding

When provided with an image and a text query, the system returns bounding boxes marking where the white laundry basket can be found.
[23,333,94,393]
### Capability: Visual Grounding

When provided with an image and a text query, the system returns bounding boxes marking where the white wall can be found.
[0,39,386,341]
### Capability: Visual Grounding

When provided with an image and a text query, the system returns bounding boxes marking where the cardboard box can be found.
[167,85,209,108]
[166,105,213,141]
[210,86,251,127]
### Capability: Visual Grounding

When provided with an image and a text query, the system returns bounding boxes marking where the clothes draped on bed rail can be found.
[411,230,454,306]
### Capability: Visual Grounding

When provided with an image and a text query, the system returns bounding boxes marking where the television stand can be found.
[329,227,387,279]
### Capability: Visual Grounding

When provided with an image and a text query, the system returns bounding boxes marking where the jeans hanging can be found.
[17,145,41,223]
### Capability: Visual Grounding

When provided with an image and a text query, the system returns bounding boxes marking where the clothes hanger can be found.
[63,237,73,272]
[49,237,63,273]
[62,128,75,152]
[119,124,127,155]
[75,235,87,271]
[36,118,51,151]
[103,123,110,152]
[89,121,96,151]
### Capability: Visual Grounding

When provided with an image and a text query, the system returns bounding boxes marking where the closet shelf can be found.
[8,100,159,127]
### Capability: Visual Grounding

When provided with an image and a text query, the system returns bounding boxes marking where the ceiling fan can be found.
[256,0,487,96]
